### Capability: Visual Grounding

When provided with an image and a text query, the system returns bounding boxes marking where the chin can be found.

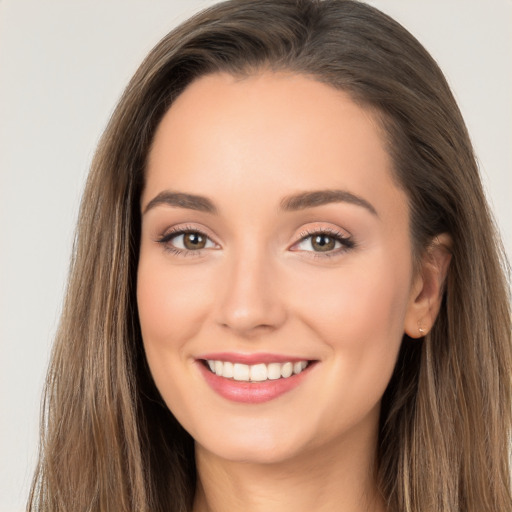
[199,441,300,466]
[194,424,310,465]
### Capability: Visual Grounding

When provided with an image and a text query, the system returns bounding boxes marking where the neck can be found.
[192,428,385,512]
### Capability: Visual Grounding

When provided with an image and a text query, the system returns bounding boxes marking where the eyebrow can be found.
[143,188,377,217]
[143,191,218,214]
[280,189,378,216]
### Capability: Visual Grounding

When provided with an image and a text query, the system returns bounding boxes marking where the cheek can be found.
[293,260,410,344]
[136,256,217,421]
[288,255,411,397]
[136,256,212,355]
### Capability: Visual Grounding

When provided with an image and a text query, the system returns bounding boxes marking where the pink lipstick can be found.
[196,353,315,404]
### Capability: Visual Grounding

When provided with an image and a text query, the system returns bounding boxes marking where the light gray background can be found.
[1,1,510,510]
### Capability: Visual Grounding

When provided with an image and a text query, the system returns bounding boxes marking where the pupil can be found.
[184,232,205,250]
[312,235,335,252]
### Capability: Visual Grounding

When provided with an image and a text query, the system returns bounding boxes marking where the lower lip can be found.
[197,361,314,404]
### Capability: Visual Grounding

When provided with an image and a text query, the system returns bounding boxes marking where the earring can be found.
[418,326,426,336]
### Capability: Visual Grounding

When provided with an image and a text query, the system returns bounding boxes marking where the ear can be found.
[404,234,452,339]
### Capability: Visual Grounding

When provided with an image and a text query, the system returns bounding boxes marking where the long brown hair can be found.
[29,1,511,511]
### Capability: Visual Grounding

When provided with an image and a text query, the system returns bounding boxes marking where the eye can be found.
[158,229,217,253]
[292,229,354,254]
[172,232,214,250]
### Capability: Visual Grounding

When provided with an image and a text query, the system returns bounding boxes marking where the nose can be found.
[215,248,287,337]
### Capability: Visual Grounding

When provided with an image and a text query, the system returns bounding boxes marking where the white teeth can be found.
[223,361,234,378]
[267,363,281,380]
[281,362,293,378]
[250,363,267,382]
[205,359,310,382]
[233,363,250,381]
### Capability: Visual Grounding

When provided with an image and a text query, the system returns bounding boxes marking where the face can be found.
[137,72,420,465]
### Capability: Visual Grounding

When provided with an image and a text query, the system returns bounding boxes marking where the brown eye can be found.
[159,230,217,252]
[310,234,336,252]
[293,230,354,255]
[183,232,207,250]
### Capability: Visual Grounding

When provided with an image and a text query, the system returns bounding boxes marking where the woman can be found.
[28,1,512,511]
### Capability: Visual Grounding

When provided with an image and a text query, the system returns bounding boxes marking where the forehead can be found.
[143,71,407,225]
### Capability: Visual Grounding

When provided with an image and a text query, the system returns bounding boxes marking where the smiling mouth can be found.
[203,359,311,382]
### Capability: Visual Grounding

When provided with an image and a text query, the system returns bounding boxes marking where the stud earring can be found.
[418,326,426,336]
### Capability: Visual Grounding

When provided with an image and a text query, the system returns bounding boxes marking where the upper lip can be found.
[197,352,314,365]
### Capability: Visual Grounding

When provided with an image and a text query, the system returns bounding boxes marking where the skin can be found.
[137,72,450,512]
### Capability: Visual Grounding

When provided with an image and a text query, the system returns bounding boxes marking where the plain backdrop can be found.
[1,1,511,510]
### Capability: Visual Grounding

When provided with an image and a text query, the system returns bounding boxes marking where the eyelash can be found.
[156,225,216,257]
[293,228,355,258]
[156,226,355,257]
